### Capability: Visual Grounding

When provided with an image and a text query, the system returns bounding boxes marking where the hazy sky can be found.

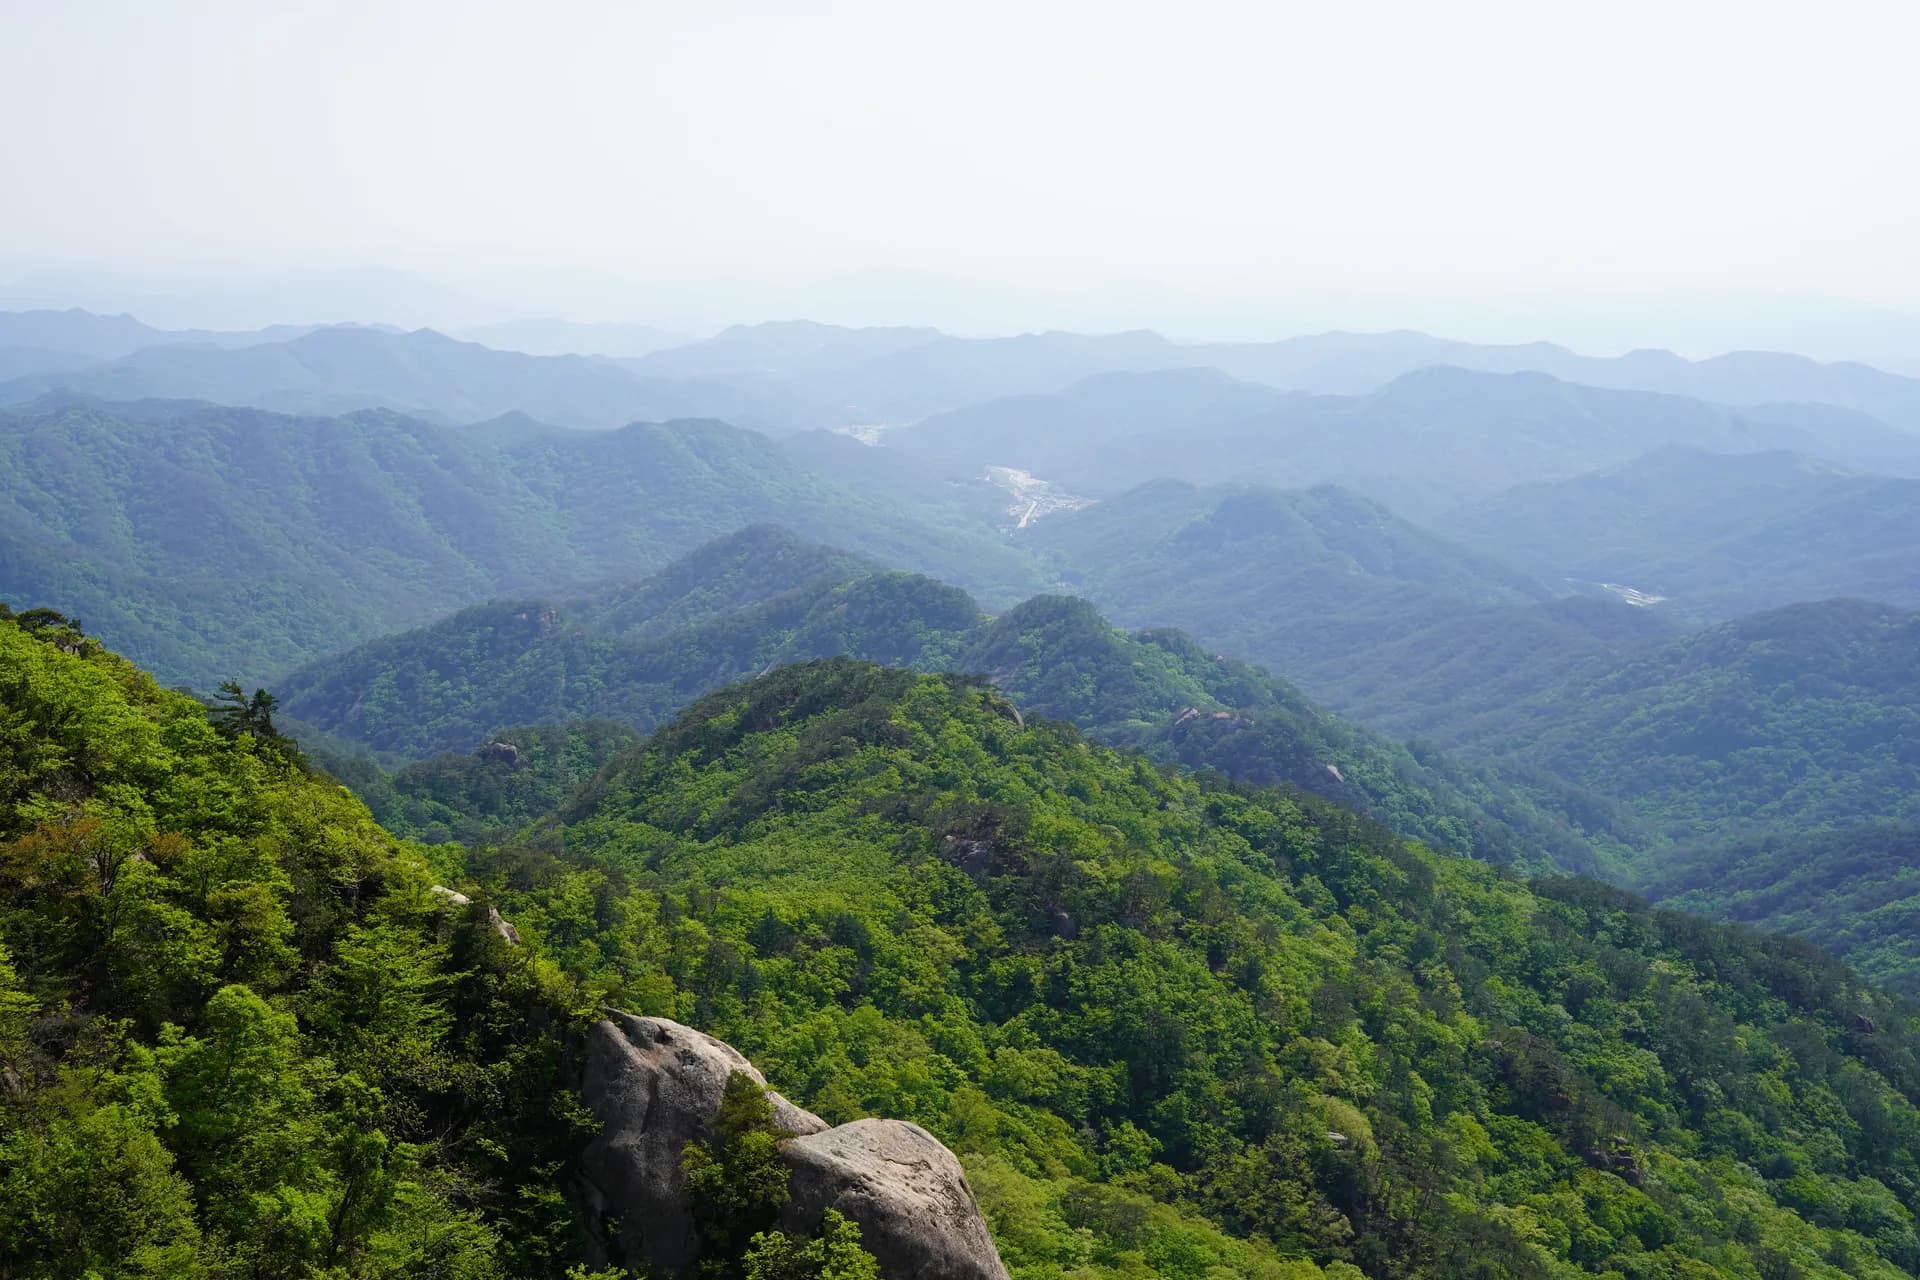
[4,0,1918,346]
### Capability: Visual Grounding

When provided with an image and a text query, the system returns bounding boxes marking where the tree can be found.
[743,1210,880,1280]
[209,679,283,740]
[0,939,36,1088]
[682,1071,797,1275]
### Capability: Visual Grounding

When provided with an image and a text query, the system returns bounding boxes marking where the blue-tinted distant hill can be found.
[891,366,1920,516]
[0,324,833,431]
[1437,447,1920,619]
[627,317,1920,431]
[16,307,1920,440]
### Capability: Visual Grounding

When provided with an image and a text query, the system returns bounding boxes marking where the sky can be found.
[3,0,1918,352]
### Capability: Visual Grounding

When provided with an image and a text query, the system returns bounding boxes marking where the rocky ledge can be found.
[578,1012,1009,1280]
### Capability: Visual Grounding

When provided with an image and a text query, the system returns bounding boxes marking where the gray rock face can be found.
[579,1013,825,1273]
[577,1014,1007,1280]
[780,1119,1011,1280]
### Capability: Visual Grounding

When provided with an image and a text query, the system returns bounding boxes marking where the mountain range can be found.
[275,526,1632,875]
[12,293,1920,1279]
[0,399,1044,684]
[890,366,1920,517]
[1435,447,1920,618]
[12,309,1920,445]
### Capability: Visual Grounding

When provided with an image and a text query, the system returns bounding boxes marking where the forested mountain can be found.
[14,610,1920,1278]
[335,719,645,846]
[0,402,1045,684]
[1436,448,1920,618]
[275,535,1632,874]
[1432,598,1920,841]
[1640,825,1920,997]
[0,325,828,430]
[490,657,1920,1280]
[0,607,593,1279]
[1022,479,1562,686]
[891,367,1920,516]
[1274,597,1681,742]
[777,428,1017,530]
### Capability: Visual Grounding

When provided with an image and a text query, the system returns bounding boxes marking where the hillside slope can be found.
[0,608,590,1279]
[1022,479,1564,688]
[1640,824,1920,997]
[1437,449,1920,619]
[1442,599,1920,841]
[484,657,1920,1280]
[0,402,1045,683]
[279,535,1637,873]
[14,610,1920,1278]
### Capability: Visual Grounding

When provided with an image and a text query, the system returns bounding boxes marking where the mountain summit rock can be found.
[579,1013,1009,1280]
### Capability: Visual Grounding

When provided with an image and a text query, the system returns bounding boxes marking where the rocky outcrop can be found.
[578,1014,1008,1280]
[779,1119,1012,1280]
[477,739,521,767]
[427,885,521,946]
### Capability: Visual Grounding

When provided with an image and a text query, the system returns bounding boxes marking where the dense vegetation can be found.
[17,606,1920,1277]
[0,403,1044,683]
[0,608,596,1278]
[1639,825,1920,997]
[311,720,644,847]
[1434,599,1920,842]
[276,533,1631,873]
[479,658,1920,1280]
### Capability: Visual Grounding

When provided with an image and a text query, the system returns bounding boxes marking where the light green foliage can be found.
[476,659,1920,1280]
[0,612,586,1278]
[743,1210,879,1280]
[13,615,1920,1279]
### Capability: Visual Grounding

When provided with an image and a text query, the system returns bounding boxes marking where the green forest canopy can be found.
[9,608,1920,1278]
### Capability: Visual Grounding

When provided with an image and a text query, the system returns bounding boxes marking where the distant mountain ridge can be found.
[1437,447,1920,618]
[891,366,1920,517]
[12,307,1920,439]
[0,325,829,430]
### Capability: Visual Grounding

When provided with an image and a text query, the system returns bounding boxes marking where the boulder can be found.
[578,1014,825,1274]
[477,740,521,767]
[577,1014,1008,1280]
[779,1119,1011,1280]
